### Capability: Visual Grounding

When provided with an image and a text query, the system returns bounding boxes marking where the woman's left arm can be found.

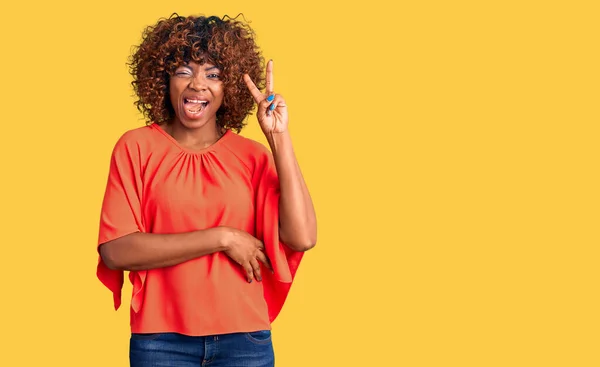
[244,60,317,252]
[266,131,317,252]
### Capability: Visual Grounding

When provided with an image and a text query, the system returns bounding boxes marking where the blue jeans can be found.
[129,330,275,367]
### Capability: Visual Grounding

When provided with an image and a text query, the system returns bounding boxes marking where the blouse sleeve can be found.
[96,134,145,311]
[253,147,304,323]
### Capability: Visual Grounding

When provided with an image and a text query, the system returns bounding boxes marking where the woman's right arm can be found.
[99,227,226,271]
[99,227,272,281]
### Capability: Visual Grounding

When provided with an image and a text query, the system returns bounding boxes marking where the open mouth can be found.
[184,98,209,114]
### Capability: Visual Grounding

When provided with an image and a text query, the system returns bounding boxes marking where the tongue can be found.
[186,102,204,113]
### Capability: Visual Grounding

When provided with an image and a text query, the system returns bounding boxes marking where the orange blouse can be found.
[96,123,303,336]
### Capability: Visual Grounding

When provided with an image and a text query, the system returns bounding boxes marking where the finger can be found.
[243,74,264,103]
[265,95,287,116]
[266,101,275,117]
[250,258,262,281]
[244,264,254,283]
[256,250,273,273]
[262,94,275,117]
[266,59,274,95]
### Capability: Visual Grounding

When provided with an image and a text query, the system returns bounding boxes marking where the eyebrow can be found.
[204,66,220,71]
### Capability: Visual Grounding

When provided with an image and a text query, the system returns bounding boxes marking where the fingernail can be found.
[267,95,275,102]
[269,103,276,111]
[258,276,262,282]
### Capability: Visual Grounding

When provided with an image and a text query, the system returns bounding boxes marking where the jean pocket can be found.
[130,333,163,341]
[244,330,272,345]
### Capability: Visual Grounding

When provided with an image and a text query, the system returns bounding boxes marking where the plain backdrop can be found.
[0,0,598,366]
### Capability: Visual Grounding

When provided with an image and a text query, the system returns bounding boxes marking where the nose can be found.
[189,73,207,91]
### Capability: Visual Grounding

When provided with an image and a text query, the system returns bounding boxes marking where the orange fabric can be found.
[96,124,303,336]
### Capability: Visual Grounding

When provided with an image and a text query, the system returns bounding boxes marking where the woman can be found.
[96,13,317,367]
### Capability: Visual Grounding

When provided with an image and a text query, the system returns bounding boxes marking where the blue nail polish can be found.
[269,103,276,111]
[267,95,275,102]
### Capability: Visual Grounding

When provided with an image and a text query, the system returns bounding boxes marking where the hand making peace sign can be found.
[243,59,289,135]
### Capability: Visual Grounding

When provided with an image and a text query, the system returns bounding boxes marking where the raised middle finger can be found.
[266,59,274,96]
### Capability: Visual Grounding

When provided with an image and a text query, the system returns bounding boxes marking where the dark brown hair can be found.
[128,13,265,132]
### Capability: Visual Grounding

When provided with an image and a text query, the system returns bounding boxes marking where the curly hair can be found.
[128,13,265,132]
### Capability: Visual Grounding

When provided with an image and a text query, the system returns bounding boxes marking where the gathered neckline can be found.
[151,123,233,155]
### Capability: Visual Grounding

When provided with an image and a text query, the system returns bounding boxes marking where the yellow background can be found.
[0,0,598,366]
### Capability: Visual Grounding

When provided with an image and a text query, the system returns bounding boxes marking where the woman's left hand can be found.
[244,59,289,135]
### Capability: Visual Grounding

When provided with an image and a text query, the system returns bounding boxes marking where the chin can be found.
[173,112,214,130]
[180,119,212,130]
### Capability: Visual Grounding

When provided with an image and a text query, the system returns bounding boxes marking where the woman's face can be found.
[169,61,224,129]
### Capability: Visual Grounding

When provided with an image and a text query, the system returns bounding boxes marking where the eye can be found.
[207,73,220,79]
[174,66,192,76]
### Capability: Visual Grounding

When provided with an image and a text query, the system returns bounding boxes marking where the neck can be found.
[166,120,223,149]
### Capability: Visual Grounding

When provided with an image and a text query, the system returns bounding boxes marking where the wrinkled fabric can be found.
[96,124,303,336]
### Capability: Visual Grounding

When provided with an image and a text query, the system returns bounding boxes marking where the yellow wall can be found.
[0,0,598,366]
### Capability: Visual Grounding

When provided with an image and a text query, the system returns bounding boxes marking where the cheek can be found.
[215,85,225,102]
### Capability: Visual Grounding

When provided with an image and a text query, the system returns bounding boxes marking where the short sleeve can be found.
[96,134,145,310]
[253,148,304,323]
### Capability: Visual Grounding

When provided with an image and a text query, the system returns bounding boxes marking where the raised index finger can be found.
[243,74,263,103]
